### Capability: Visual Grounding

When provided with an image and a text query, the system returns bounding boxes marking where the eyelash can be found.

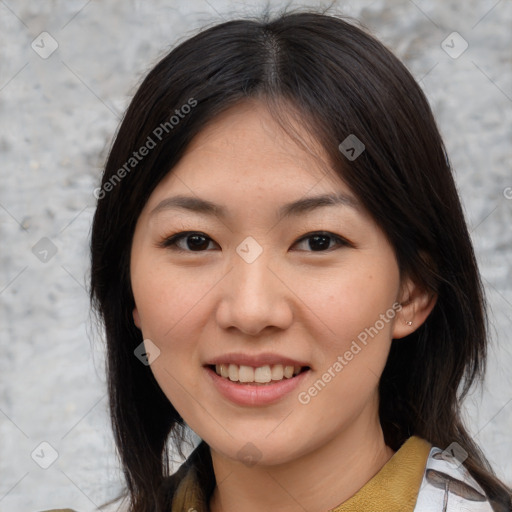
[157,231,353,253]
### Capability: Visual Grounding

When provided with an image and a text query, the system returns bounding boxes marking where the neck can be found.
[208,413,395,512]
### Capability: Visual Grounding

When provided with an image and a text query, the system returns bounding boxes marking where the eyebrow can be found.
[149,192,360,221]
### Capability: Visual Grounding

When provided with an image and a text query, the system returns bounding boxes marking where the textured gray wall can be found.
[0,1,510,511]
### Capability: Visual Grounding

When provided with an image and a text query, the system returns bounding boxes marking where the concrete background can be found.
[0,1,510,510]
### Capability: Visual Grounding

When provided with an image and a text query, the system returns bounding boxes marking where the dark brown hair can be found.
[89,8,512,512]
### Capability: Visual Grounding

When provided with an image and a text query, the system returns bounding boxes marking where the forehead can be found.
[147,100,350,205]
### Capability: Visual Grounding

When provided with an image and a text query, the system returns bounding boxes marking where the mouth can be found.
[207,363,310,385]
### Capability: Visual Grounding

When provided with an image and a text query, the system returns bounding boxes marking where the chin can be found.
[208,436,305,468]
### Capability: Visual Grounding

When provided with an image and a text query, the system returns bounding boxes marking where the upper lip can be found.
[204,352,310,368]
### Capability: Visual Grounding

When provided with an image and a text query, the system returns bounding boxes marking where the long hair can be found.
[89,9,512,512]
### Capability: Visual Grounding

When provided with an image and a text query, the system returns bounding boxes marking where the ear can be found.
[132,307,141,329]
[392,276,437,339]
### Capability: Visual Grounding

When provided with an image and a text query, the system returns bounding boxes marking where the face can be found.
[130,100,417,467]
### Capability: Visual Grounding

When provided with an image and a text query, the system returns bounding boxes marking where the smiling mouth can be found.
[208,363,310,385]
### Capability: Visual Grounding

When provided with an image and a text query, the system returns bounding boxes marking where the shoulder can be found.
[413,445,497,511]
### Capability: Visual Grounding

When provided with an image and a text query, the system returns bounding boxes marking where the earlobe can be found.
[393,279,437,339]
[133,307,141,329]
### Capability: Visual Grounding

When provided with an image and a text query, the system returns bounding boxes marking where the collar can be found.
[413,445,494,511]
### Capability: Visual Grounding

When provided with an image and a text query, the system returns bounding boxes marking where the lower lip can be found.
[204,366,311,406]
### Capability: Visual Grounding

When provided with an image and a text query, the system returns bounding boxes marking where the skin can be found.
[130,99,435,512]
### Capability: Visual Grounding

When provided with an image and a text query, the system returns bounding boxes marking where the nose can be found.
[215,248,294,336]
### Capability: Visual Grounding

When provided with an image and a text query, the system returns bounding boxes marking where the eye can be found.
[158,230,352,253]
[158,231,218,252]
[292,231,352,252]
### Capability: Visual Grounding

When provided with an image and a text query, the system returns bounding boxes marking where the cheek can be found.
[131,258,217,340]
[130,262,223,402]
[291,259,399,391]
[130,265,211,412]
[297,262,399,335]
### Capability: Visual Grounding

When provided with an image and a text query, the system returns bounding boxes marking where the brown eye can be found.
[159,232,217,252]
[292,232,352,252]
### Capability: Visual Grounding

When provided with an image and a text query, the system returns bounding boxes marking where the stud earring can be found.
[406,320,413,326]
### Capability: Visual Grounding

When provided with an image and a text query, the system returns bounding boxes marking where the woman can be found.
[52,9,512,512]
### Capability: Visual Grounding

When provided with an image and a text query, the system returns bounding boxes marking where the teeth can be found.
[254,365,272,383]
[238,365,254,382]
[219,363,229,378]
[271,364,284,380]
[214,363,305,383]
[228,364,238,381]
